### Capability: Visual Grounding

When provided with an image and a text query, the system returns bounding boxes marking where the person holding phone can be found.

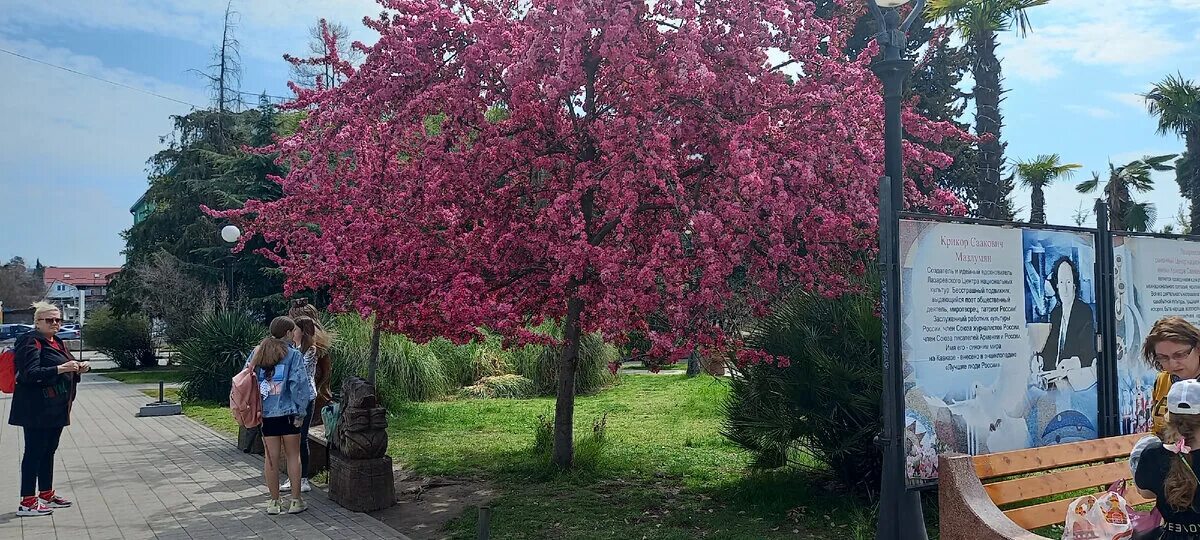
[8,301,90,517]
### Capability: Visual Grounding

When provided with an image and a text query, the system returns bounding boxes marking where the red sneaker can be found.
[17,501,53,517]
[39,493,72,508]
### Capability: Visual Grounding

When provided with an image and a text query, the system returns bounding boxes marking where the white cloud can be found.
[0,36,209,265]
[996,0,1199,82]
[0,0,381,63]
[1107,92,1149,111]
[1064,105,1117,119]
[0,36,207,173]
[999,43,1062,82]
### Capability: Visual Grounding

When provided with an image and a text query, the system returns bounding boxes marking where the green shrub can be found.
[326,314,619,407]
[84,306,155,369]
[430,333,510,389]
[723,276,883,493]
[427,337,478,388]
[459,374,536,399]
[572,413,609,474]
[177,310,264,403]
[510,328,619,396]
[532,411,554,455]
[531,411,609,474]
[328,314,450,409]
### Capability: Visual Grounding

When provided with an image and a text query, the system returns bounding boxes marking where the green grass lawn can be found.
[98,368,186,384]
[387,374,874,539]
[143,388,239,436]
[171,372,878,538]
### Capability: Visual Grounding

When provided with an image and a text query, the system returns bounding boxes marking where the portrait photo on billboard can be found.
[1020,229,1099,447]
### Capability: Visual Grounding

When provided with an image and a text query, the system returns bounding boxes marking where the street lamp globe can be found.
[220,225,242,244]
[875,0,912,6]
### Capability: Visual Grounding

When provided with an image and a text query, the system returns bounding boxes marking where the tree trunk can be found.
[685,349,702,377]
[971,30,1009,221]
[1030,184,1045,224]
[552,296,585,469]
[1110,181,1128,232]
[1189,133,1200,231]
[368,320,381,386]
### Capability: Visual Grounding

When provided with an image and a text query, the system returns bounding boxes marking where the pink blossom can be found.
[206,0,966,362]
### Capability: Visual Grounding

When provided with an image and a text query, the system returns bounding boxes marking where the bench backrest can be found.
[970,433,1151,530]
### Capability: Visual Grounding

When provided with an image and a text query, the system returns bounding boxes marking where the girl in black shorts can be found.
[252,316,315,515]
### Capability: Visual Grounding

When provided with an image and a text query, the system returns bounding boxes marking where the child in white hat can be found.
[1134,379,1200,538]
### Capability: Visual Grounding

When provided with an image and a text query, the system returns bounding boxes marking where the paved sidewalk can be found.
[0,375,409,539]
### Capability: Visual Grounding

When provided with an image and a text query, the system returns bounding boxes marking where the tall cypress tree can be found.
[908,34,979,211]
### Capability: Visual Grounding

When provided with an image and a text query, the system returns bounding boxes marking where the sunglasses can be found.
[38,318,63,324]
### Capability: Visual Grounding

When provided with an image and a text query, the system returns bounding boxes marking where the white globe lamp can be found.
[221,225,242,244]
[875,0,912,6]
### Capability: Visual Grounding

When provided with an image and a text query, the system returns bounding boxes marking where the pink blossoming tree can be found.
[210,0,965,468]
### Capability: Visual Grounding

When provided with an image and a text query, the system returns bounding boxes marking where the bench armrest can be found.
[938,453,1048,540]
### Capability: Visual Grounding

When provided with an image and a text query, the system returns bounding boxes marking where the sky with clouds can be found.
[1,0,1198,267]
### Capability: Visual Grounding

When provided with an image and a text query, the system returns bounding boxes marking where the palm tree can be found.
[1145,74,1200,227]
[928,0,1050,221]
[1015,154,1080,224]
[1076,155,1177,232]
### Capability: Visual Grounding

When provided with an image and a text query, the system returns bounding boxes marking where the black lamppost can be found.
[866,0,928,539]
[221,225,241,304]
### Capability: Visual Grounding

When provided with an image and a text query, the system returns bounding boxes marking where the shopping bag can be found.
[1108,480,1163,533]
[1062,491,1134,540]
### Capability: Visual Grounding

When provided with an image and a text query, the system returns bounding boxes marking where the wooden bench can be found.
[239,425,332,477]
[938,433,1152,539]
[308,429,330,476]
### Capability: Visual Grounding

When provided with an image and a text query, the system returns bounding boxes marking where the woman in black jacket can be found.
[8,301,89,517]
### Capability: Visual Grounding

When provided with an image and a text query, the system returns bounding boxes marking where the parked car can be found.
[0,324,34,341]
[56,328,81,340]
[60,323,80,332]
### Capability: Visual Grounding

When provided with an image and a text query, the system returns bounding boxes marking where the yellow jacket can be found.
[1152,371,1172,436]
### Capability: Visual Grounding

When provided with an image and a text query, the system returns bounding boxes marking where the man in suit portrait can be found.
[1040,256,1097,376]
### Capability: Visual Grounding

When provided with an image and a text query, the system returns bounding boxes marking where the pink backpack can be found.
[230,359,262,429]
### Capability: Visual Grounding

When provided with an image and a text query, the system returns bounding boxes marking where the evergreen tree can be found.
[815,2,978,206]
[929,0,1051,221]
[114,102,303,323]
[908,32,979,209]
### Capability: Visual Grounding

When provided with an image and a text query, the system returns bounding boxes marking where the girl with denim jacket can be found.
[250,317,314,515]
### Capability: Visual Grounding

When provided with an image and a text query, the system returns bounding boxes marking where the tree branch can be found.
[769,59,797,72]
[589,202,672,245]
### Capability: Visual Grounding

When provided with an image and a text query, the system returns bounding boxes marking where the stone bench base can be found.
[328,451,395,512]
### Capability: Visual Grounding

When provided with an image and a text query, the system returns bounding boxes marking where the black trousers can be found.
[21,426,64,498]
[300,400,314,478]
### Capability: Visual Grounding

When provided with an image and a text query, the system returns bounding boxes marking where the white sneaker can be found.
[17,501,53,517]
[266,498,282,515]
[282,478,312,493]
[288,498,307,514]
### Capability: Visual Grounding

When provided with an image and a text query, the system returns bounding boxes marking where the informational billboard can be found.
[900,220,1099,481]
[1115,236,1200,435]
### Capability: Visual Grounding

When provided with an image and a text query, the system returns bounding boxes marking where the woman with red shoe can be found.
[8,301,89,517]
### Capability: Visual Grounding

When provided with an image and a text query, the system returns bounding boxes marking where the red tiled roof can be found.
[43,267,121,287]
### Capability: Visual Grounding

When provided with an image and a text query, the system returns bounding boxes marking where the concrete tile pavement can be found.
[0,374,410,539]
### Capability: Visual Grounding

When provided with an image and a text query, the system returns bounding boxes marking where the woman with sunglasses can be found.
[1144,316,1200,437]
[8,301,89,517]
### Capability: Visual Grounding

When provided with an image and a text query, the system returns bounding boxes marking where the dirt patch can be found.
[371,470,495,540]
